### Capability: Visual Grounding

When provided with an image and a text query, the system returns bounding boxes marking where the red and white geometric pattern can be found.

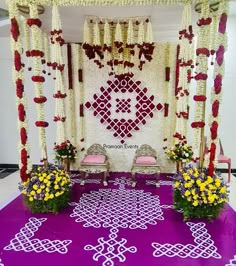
[85,75,163,143]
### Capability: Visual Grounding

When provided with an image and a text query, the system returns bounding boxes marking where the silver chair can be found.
[131,144,161,187]
[79,144,110,186]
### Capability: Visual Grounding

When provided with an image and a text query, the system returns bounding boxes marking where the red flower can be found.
[10,18,20,41]
[195,73,208,80]
[214,74,222,94]
[191,121,205,128]
[53,116,66,122]
[14,51,22,71]
[16,79,24,98]
[20,127,27,145]
[219,13,227,34]
[196,48,210,57]
[32,76,45,82]
[18,103,25,122]
[53,91,67,98]
[193,95,207,101]
[34,96,47,104]
[212,100,219,117]
[35,121,49,127]
[27,18,42,27]
[216,45,225,66]
[210,121,218,140]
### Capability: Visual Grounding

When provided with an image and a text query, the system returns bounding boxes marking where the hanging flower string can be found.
[51,5,67,146]
[206,1,228,176]
[28,4,49,164]
[174,2,194,144]
[82,16,154,77]
[191,0,211,158]
[9,4,32,181]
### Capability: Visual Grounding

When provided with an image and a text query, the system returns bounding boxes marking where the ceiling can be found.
[0,1,236,43]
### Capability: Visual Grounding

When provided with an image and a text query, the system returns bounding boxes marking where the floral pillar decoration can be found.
[191,0,211,162]
[206,1,229,176]
[51,5,66,145]
[9,3,32,181]
[67,43,76,146]
[28,4,49,164]
[78,45,85,151]
[174,1,194,143]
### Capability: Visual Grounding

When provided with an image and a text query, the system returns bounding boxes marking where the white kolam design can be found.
[4,217,71,254]
[152,222,221,259]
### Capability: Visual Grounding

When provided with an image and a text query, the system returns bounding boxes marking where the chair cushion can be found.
[218,154,231,163]
[136,156,156,165]
[82,154,106,164]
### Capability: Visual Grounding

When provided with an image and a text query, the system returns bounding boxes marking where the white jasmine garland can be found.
[193,0,211,155]
[83,19,91,44]
[51,5,67,145]
[205,0,229,169]
[138,20,145,44]
[9,3,32,177]
[127,19,134,45]
[145,19,153,43]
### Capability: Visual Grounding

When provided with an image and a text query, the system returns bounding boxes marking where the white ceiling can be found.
[0,1,236,43]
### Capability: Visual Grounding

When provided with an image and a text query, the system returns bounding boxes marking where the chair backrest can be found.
[219,138,224,155]
[134,144,157,158]
[86,144,107,156]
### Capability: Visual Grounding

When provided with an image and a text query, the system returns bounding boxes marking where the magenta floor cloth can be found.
[0,172,235,266]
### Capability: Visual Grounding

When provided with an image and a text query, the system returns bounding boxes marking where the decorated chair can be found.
[131,144,161,187]
[79,144,110,186]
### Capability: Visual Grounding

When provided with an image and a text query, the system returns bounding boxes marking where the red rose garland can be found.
[29,4,48,163]
[10,5,31,181]
[207,2,228,177]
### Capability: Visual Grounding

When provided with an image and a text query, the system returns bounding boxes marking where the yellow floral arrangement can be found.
[19,165,71,213]
[173,165,229,220]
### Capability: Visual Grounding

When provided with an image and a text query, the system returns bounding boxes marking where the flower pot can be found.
[176,161,186,172]
[61,157,70,172]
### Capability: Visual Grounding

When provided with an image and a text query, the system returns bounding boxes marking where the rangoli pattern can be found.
[85,76,163,143]
[226,255,236,266]
[152,222,221,259]
[69,181,164,229]
[84,227,137,266]
[4,217,72,254]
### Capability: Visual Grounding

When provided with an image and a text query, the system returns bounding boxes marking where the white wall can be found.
[0,14,235,170]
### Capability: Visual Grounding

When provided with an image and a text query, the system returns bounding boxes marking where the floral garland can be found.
[67,43,76,147]
[82,17,154,76]
[28,4,49,163]
[78,44,85,151]
[9,3,32,181]
[7,0,190,6]
[174,2,194,144]
[162,42,170,150]
[51,5,66,145]
[192,0,211,158]
[206,1,228,176]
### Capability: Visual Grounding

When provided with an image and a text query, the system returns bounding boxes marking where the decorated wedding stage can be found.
[0,173,236,266]
[2,0,235,265]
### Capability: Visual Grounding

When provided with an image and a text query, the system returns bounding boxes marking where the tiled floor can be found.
[0,170,235,211]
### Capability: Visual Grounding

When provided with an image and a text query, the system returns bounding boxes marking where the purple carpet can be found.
[0,172,236,266]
